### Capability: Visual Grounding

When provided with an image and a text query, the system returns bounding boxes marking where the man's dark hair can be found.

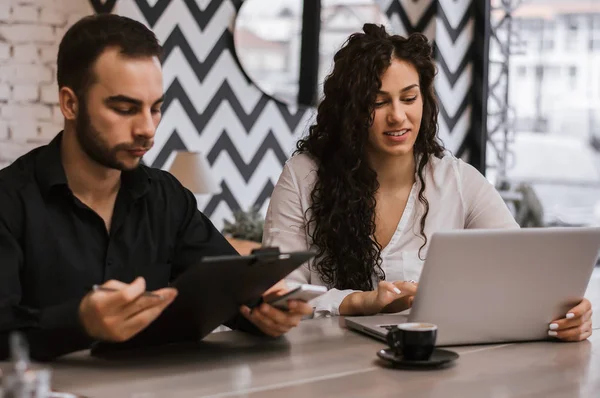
[57,14,162,98]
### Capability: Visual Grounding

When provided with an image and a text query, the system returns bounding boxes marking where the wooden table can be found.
[5,270,600,398]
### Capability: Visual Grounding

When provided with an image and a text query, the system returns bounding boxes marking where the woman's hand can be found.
[548,298,593,342]
[382,281,418,313]
[339,281,417,316]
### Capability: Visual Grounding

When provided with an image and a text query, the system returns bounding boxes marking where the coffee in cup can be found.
[386,322,437,361]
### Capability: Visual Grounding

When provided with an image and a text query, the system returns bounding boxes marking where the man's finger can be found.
[102,280,129,290]
[119,303,170,340]
[96,277,148,312]
[121,288,178,319]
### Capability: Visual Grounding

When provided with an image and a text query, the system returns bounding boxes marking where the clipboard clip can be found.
[249,246,281,266]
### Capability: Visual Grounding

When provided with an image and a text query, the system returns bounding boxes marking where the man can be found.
[0,14,312,361]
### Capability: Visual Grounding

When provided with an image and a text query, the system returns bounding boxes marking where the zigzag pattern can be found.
[206,130,288,183]
[384,0,474,156]
[385,0,437,35]
[146,95,309,169]
[109,0,312,229]
[203,180,274,226]
[104,0,474,229]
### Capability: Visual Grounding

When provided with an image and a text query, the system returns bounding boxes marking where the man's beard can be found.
[75,99,152,171]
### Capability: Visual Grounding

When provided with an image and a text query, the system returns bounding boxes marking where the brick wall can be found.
[0,0,92,169]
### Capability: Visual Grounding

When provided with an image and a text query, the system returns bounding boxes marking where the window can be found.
[592,14,600,30]
[542,39,554,51]
[590,38,600,51]
[569,66,578,87]
[545,65,560,79]
[487,2,600,230]
[522,18,543,32]
[565,15,579,51]
[565,15,579,32]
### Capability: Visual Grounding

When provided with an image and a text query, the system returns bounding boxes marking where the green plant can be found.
[222,206,264,243]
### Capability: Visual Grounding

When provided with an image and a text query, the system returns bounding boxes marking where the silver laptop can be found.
[346,227,600,346]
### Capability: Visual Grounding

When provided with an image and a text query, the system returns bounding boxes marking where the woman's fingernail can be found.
[393,288,401,295]
[548,331,558,337]
[566,313,575,319]
[549,323,559,330]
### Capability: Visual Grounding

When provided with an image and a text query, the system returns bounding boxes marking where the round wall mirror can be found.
[234,0,392,107]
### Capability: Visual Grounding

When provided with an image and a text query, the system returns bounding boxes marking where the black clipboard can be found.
[171,248,315,340]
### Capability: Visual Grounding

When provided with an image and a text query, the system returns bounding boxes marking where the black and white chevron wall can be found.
[384,0,474,158]
[90,0,477,230]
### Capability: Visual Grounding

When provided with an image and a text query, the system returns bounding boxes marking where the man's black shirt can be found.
[0,132,257,360]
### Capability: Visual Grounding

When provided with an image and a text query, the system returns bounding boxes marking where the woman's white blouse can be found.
[262,153,519,317]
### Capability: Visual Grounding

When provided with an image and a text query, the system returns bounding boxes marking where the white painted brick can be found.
[37,121,60,140]
[8,121,38,141]
[0,4,11,23]
[0,43,11,61]
[1,104,52,120]
[0,0,91,166]
[12,85,39,102]
[57,1,93,14]
[0,84,10,101]
[10,5,39,23]
[12,44,39,63]
[66,13,85,27]
[52,105,64,122]
[40,83,57,104]
[39,45,56,64]
[0,24,54,44]
[0,121,9,140]
[0,140,38,163]
[0,64,52,84]
[0,65,16,83]
[53,26,67,42]
[39,8,66,25]
[13,64,52,84]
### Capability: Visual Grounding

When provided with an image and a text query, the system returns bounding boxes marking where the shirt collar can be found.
[121,165,152,200]
[35,131,68,196]
[35,131,152,199]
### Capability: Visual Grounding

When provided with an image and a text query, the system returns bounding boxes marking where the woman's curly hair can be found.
[295,24,445,291]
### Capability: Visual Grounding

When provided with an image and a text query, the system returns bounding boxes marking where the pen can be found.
[92,285,163,300]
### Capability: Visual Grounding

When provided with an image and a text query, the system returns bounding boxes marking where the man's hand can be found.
[79,277,178,342]
[239,281,313,337]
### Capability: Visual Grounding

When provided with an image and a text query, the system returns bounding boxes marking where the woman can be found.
[263,24,592,342]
